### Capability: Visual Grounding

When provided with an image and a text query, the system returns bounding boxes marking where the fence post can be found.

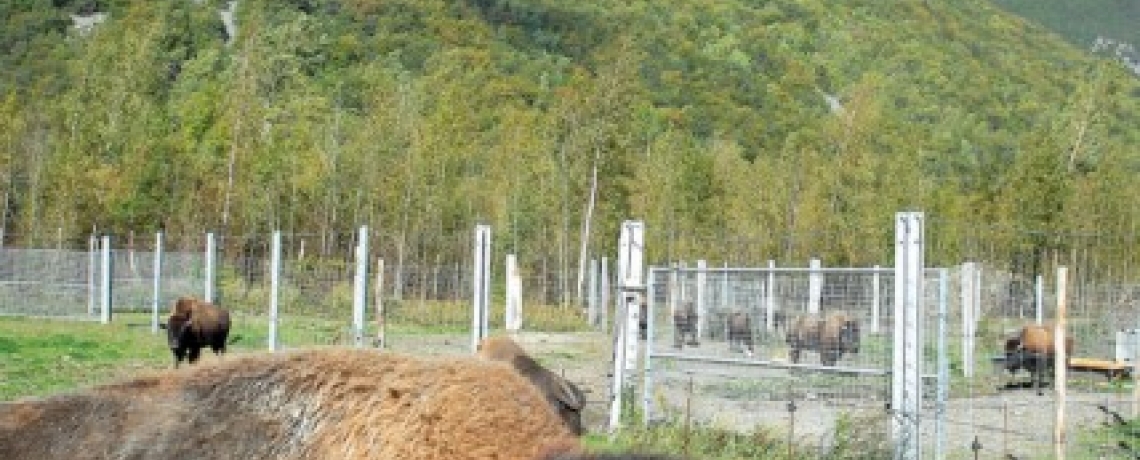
[609,220,644,434]
[641,268,657,426]
[766,260,776,333]
[1054,266,1068,460]
[100,234,112,324]
[962,262,976,378]
[1035,274,1044,325]
[505,254,522,334]
[268,230,281,352]
[151,231,163,334]
[88,234,97,317]
[352,225,369,348]
[600,257,609,331]
[471,224,491,352]
[936,268,949,460]
[872,264,881,334]
[588,258,599,327]
[892,211,924,460]
[808,257,822,315]
[696,259,707,340]
[204,232,216,304]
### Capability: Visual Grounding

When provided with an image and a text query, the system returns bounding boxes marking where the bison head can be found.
[838,318,861,354]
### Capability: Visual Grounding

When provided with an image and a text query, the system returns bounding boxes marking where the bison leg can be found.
[171,347,187,368]
[789,347,801,364]
[187,347,203,364]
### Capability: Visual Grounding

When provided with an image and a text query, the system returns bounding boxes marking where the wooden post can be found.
[1054,266,1068,460]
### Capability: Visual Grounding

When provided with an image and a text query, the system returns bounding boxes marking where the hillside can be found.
[0,0,1138,272]
[992,0,1140,48]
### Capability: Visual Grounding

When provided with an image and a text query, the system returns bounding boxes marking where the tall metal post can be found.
[151,231,163,333]
[100,234,112,324]
[268,230,281,351]
[204,232,216,303]
[471,224,492,352]
[892,212,924,460]
[352,225,369,348]
[608,220,644,434]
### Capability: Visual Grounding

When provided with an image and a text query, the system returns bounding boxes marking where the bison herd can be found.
[639,300,863,367]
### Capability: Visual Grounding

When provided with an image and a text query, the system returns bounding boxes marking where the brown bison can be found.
[161,296,231,368]
[477,336,587,435]
[785,312,861,366]
[726,311,755,357]
[1003,323,1074,395]
[0,348,687,460]
[672,301,699,349]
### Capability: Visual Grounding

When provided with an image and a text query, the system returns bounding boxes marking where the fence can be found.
[0,228,599,355]
[639,263,946,458]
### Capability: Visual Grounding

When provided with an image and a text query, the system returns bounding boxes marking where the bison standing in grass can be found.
[161,296,231,368]
[477,335,587,435]
[0,348,686,460]
[726,311,755,357]
[1004,322,1074,395]
[785,312,861,366]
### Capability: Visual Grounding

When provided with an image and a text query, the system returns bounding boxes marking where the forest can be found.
[2,0,1140,279]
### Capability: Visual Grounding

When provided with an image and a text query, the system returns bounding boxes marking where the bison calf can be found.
[477,336,587,435]
[162,296,231,368]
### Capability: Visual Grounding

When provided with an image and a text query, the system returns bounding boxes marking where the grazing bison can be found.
[0,348,688,460]
[726,311,755,357]
[477,336,587,435]
[672,301,699,349]
[1004,323,1074,395]
[785,312,861,366]
[162,297,231,368]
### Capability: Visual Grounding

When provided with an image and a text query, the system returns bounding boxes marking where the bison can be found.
[726,311,755,357]
[672,301,699,349]
[0,348,687,460]
[476,335,587,435]
[161,296,231,368]
[785,312,861,366]
[1003,322,1074,395]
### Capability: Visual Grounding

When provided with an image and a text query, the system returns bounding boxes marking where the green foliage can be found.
[0,0,1139,274]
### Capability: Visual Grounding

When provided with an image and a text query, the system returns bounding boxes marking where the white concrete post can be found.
[1035,274,1044,325]
[151,231,163,334]
[204,232,216,303]
[100,234,112,324]
[872,265,881,334]
[696,259,707,339]
[88,235,97,317]
[352,226,369,348]
[471,224,492,352]
[268,230,281,351]
[892,212,924,460]
[506,254,522,333]
[961,262,976,378]
[808,257,822,315]
[766,260,776,332]
[609,220,645,434]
